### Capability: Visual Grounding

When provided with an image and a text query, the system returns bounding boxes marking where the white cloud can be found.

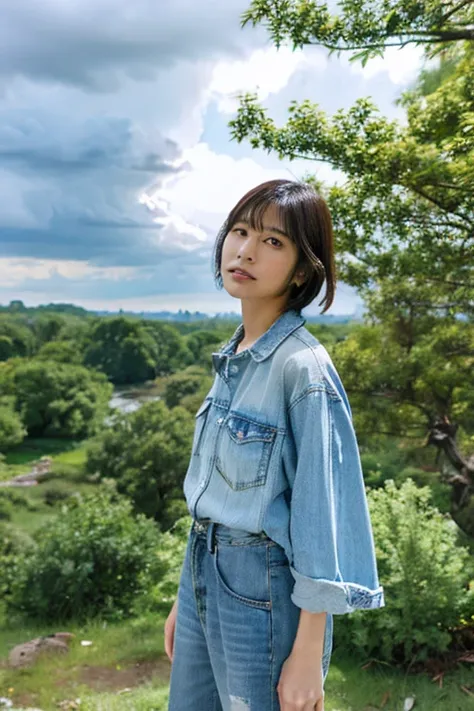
[155,142,298,235]
[0,257,139,288]
[209,45,327,113]
[348,45,427,86]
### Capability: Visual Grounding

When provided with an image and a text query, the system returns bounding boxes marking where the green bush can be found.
[0,489,35,520]
[334,479,473,665]
[8,488,164,622]
[0,521,35,602]
[43,486,71,507]
[0,401,27,450]
[143,515,191,613]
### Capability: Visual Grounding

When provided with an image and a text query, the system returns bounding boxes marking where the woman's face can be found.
[221,204,304,306]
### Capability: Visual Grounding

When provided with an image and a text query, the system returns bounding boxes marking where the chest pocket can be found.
[216,412,277,491]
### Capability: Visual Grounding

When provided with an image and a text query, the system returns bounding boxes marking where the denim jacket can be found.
[183,309,384,615]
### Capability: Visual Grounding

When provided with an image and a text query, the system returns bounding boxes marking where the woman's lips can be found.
[230,269,255,280]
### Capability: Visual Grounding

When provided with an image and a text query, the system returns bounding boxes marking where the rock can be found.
[403,697,416,711]
[8,633,75,668]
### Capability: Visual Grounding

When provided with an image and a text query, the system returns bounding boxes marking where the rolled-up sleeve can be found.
[287,384,384,615]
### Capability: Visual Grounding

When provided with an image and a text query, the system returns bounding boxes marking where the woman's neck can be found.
[237,299,286,351]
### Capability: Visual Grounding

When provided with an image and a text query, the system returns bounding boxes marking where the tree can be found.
[0,399,27,451]
[242,1,474,62]
[36,340,84,365]
[330,294,474,534]
[231,4,474,533]
[85,400,194,529]
[5,360,113,439]
[185,330,227,370]
[146,322,193,374]
[162,367,214,409]
[0,317,35,360]
[84,317,158,384]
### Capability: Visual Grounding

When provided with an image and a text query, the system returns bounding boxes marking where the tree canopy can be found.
[242,1,474,62]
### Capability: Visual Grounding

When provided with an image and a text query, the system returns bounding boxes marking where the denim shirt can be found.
[183,309,384,615]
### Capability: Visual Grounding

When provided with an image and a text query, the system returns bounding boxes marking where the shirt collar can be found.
[214,309,305,365]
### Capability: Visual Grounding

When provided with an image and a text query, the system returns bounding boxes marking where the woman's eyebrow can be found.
[234,219,290,239]
[262,225,290,238]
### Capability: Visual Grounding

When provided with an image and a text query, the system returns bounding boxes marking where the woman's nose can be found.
[238,237,256,262]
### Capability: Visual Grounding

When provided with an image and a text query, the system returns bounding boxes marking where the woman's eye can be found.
[233,228,247,236]
[266,236,282,248]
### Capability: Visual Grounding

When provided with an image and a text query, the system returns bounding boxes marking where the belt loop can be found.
[207,521,216,554]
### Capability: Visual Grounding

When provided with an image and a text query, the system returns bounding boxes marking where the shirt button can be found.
[230,365,239,374]
[217,418,224,425]
[199,481,206,489]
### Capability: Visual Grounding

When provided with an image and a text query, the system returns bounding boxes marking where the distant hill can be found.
[0,301,366,323]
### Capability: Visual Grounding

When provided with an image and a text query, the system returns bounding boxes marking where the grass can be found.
[2,438,96,534]
[324,653,474,711]
[1,615,473,710]
[0,613,171,711]
[4,438,85,468]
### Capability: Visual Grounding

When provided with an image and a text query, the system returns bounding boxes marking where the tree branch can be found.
[441,1,474,25]
[312,28,474,54]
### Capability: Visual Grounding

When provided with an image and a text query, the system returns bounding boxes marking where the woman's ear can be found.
[293,269,307,288]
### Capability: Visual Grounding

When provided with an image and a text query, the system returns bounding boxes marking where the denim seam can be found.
[288,382,341,413]
[226,411,282,435]
[267,541,275,706]
[193,399,211,456]
[215,457,267,491]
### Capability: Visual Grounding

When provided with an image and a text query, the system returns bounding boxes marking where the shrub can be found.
[143,515,191,613]
[334,479,472,665]
[9,488,164,622]
[43,487,71,507]
[0,522,35,602]
[0,402,27,450]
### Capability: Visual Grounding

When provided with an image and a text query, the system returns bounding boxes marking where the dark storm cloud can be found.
[0,107,206,265]
[0,0,259,90]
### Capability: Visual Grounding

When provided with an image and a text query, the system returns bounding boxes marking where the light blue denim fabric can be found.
[168,520,332,710]
[183,309,384,615]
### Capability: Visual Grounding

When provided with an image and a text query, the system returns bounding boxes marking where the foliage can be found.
[84,317,158,384]
[85,400,194,529]
[0,318,34,360]
[242,1,474,62]
[332,318,474,534]
[0,521,35,603]
[3,360,113,439]
[36,339,84,364]
[231,45,474,304]
[145,321,193,375]
[335,479,473,664]
[185,329,226,369]
[8,488,164,622]
[0,400,27,451]
[162,366,213,409]
[141,515,191,613]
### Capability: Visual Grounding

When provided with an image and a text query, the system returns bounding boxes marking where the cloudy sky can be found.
[0,0,425,316]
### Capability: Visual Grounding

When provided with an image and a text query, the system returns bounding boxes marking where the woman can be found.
[166,179,384,711]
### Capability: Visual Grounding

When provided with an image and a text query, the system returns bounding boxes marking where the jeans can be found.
[168,519,333,711]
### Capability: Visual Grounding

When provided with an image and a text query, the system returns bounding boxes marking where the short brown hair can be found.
[213,179,336,314]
